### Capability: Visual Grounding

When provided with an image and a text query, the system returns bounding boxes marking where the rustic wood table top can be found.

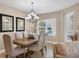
[13,39,38,47]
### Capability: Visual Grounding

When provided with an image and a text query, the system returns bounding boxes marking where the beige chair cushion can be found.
[70,41,79,57]
[55,41,79,58]
[12,47,25,57]
[28,45,40,51]
[55,43,66,56]
[63,42,73,57]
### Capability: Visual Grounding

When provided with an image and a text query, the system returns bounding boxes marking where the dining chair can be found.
[3,34,26,58]
[15,32,24,48]
[15,32,24,40]
[23,32,28,39]
[28,31,47,57]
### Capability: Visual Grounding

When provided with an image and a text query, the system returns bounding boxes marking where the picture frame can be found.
[16,17,25,31]
[0,13,14,32]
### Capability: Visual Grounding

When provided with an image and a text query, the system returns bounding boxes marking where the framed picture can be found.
[0,14,14,32]
[16,17,25,31]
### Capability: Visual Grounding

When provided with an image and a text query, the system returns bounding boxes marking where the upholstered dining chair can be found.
[22,32,28,39]
[15,32,24,48]
[28,31,47,57]
[15,32,24,40]
[3,34,26,58]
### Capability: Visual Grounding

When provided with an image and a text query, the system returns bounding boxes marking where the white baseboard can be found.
[46,41,54,44]
[46,41,58,44]
[0,49,5,54]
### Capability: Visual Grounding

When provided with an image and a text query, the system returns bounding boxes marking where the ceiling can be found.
[0,0,79,14]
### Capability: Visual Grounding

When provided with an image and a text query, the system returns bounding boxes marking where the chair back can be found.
[37,31,46,49]
[43,32,48,46]
[23,32,28,39]
[15,32,24,39]
[3,34,14,56]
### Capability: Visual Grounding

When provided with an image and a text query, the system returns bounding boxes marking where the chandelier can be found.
[26,2,39,23]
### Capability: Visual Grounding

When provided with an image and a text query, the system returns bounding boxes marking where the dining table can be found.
[13,38,38,57]
[13,38,38,47]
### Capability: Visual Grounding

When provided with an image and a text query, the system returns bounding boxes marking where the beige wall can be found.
[39,3,79,42]
[0,4,26,50]
[0,4,25,17]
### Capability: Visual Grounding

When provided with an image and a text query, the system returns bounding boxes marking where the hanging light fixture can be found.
[26,2,39,23]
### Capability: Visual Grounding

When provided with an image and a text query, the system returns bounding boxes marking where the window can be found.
[39,20,46,32]
[38,18,56,36]
[64,12,75,41]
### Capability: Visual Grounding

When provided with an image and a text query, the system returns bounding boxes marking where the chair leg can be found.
[45,46,47,53]
[5,55,8,58]
[41,49,44,56]
[23,48,27,58]
[36,51,40,58]
[23,53,26,58]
